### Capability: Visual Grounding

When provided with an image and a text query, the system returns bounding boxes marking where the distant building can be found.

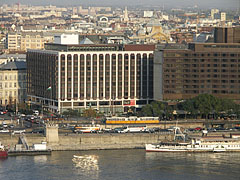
[54,34,79,45]
[221,12,226,21]
[0,60,27,106]
[214,27,240,43]
[6,32,48,51]
[144,11,154,18]
[27,44,155,114]
[123,7,129,22]
[211,9,219,19]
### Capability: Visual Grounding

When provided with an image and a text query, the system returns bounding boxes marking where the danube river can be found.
[0,150,239,180]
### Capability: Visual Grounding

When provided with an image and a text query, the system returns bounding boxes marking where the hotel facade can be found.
[154,43,240,101]
[27,44,155,114]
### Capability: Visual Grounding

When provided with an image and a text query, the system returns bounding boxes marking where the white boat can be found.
[146,137,240,153]
[213,145,226,153]
[145,143,189,152]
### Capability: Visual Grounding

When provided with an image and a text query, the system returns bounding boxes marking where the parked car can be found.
[113,127,125,133]
[31,128,44,134]
[0,129,9,133]
[207,128,217,132]
[102,128,115,133]
[0,111,7,115]
[12,129,26,134]
[8,124,14,129]
[194,127,202,131]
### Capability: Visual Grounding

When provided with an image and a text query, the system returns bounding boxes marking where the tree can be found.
[140,101,168,118]
[62,109,80,117]
[141,104,153,116]
[82,108,97,118]
[178,94,238,119]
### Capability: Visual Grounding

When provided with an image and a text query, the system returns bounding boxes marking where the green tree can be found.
[141,104,153,116]
[62,109,80,117]
[140,101,169,118]
[178,94,238,119]
[83,108,97,118]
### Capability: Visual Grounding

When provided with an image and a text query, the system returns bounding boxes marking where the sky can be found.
[1,0,239,10]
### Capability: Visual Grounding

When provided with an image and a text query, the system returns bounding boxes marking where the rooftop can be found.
[0,61,26,70]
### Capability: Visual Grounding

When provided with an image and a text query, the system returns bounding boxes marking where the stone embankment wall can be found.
[0,133,174,151]
[0,134,46,148]
[51,133,174,150]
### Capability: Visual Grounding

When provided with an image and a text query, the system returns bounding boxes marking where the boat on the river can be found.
[0,142,8,157]
[146,136,240,152]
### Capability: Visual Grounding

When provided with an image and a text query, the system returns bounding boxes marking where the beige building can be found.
[0,60,27,106]
[6,32,50,51]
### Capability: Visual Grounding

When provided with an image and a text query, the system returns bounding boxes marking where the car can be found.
[24,123,32,128]
[113,127,125,133]
[0,129,10,133]
[144,128,155,133]
[2,121,8,128]
[8,124,14,128]
[207,128,217,132]
[194,127,202,131]
[102,128,115,133]
[1,111,7,114]
[31,128,44,134]
[12,129,26,134]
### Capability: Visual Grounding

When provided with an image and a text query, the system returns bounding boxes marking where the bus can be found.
[73,125,100,133]
[120,125,147,133]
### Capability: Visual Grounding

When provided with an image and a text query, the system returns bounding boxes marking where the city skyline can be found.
[1,0,239,10]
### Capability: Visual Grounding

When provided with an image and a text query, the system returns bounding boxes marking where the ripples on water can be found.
[0,150,239,180]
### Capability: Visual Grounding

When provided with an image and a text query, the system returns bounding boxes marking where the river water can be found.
[0,150,239,180]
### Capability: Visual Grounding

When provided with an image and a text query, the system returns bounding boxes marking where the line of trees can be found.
[140,94,240,120]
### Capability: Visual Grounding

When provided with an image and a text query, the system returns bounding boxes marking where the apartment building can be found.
[0,60,27,106]
[27,44,155,114]
[6,32,47,51]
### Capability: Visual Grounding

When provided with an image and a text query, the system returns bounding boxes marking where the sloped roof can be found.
[0,61,26,70]
[79,37,94,45]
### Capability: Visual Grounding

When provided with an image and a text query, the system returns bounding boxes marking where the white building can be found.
[54,34,79,45]
[221,12,226,21]
[211,9,219,19]
[144,11,154,18]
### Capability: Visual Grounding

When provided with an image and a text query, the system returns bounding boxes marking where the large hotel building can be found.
[27,43,155,113]
[154,43,240,100]
[154,27,240,101]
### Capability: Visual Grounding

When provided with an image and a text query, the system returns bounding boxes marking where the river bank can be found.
[0,133,174,151]
[0,131,236,151]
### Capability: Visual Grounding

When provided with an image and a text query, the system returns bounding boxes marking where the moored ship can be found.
[146,136,240,152]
